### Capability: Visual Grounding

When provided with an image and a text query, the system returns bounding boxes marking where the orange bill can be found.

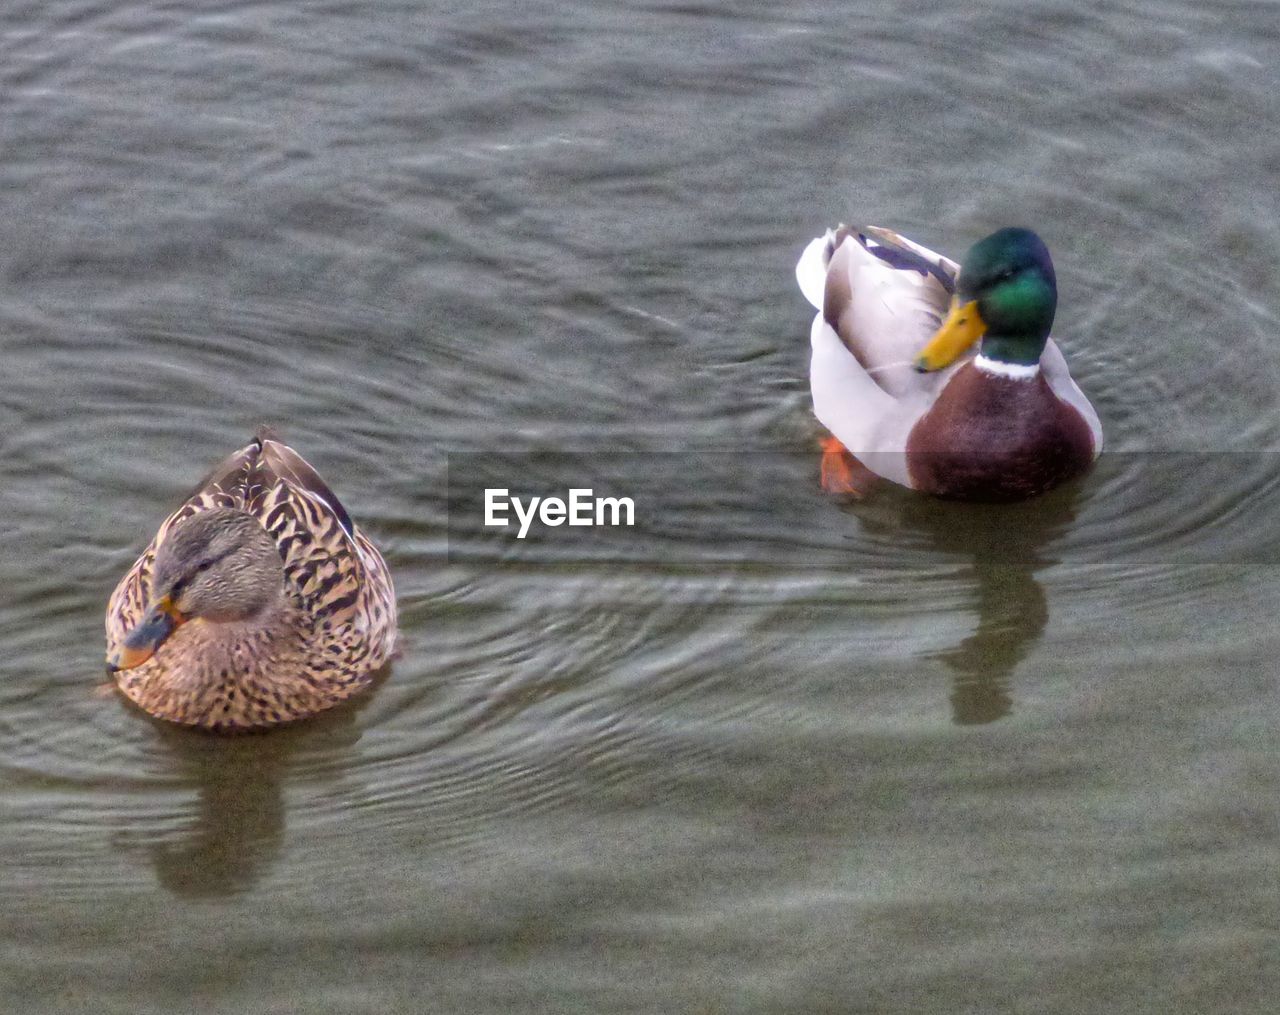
[107,596,184,672]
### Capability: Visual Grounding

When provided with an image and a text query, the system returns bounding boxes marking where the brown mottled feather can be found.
[105,435,396,731]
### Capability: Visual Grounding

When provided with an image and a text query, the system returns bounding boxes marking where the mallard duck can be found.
[105,430,396,731]
[796,225,1102,501]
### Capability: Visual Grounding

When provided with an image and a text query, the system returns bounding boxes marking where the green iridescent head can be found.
[916,228,1057,371]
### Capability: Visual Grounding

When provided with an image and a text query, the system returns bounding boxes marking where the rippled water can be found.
[4,1,1280,1011]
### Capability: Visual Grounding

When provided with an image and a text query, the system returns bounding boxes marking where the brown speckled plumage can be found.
[105,432,396,731]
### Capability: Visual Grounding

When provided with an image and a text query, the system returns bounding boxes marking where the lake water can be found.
[3,1,1279,1011]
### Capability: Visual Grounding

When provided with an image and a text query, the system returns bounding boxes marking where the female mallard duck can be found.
[105,431,396,731]
[796,225,1102,501]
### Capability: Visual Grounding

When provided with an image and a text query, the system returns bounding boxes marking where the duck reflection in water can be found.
[114,690,374,898]
[937,558,1049,724]
[854,476,1082,725]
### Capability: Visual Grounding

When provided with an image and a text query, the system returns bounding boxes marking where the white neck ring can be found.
[974,354,1040,380]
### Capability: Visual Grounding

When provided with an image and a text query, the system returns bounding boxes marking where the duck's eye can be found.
[194,557,217,572]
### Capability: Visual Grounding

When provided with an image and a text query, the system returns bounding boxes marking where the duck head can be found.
[107,508,284,671]
[915,228,1057,372]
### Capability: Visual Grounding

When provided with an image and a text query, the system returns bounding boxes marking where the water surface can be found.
[3,1,1280,1011]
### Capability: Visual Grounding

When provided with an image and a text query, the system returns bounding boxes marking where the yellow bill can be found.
[915,298,986,372]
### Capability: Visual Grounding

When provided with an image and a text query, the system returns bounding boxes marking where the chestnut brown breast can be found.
[905,363,1095,501]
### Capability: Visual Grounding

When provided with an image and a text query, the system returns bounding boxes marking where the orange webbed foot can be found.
[819,435,877,498]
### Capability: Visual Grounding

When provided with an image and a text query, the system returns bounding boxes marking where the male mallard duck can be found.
[796,225,1102,501]
[105,431,396,731]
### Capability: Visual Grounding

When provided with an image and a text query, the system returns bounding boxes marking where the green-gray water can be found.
[4,1,1279,1011]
